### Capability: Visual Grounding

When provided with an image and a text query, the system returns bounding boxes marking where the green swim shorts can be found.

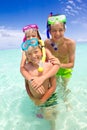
[40,93,58,107]
[56,68,72,78]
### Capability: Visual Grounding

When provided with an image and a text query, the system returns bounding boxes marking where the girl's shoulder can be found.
[44,61,53,71]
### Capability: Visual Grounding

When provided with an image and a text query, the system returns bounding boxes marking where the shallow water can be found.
[0,43,87,130]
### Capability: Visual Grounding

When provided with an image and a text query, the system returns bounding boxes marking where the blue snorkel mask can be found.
[21,38,38,51]
[46,13,66,38]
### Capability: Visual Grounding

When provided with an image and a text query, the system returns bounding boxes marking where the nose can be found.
[56,30,60,35]
[27,36,33,40]
[31,53,36,58]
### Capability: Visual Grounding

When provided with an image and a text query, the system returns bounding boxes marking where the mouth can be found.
[54,36,61,39]
[32,58,40,64]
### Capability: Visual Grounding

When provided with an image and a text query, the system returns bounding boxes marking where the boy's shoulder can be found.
[44,38,51,48]
[64,37,75,45]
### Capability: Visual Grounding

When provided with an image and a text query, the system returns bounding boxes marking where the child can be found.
[20,24,60,94]
[45,13,76,92]
[20,24,41,82]
[24,38,58,130]
[44,13,76,110]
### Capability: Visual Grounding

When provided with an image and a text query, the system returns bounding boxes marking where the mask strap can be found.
[46,12,53,38]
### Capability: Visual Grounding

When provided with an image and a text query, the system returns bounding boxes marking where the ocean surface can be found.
[0,43,87,130]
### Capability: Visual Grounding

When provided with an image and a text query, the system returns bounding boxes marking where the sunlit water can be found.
[0,43,87,130]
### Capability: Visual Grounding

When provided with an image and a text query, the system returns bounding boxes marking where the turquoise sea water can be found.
[0,43,87,130]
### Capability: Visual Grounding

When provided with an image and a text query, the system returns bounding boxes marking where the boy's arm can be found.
[35,76,56,105]
[41,48,60,82]
[25,80,45,105]
[61,40,76,69]
[46,48,60,65]
[40,76,56,103]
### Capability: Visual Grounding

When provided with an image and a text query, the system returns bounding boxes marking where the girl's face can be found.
[50,22,65,42]
[26,47,42,65]
[25,29,38,40]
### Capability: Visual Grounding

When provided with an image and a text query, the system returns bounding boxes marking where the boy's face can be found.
[50,22,65,42]
[25,29,38,40]
[26,47,42,65]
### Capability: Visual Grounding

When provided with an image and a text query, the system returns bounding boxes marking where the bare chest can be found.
[28,63,50,76]
[47,43,69,62]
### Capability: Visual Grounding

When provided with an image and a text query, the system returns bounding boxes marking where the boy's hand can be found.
[29,77,45,94]
[49,57,60,66]
[36,86,45,95]
[30,76,45,87]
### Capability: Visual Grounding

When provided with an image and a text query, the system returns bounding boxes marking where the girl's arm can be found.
[20,51,32,81]
[25,79,35,101]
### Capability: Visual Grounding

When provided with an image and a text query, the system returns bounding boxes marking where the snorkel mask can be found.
[22,24,39,42]
[47,13,66,38]
[23,24,38,32]
[21,38,38,51]
[21,38,46,72]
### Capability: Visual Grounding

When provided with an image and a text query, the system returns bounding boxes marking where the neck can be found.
[50,38,64,51]
[52,38,64,45]
[31,62,39,68]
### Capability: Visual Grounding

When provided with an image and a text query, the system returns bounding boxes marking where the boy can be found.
[44,13,76,110]
[24,38,58,130]
[45,14,76,92]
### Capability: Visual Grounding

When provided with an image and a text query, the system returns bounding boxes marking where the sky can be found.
[0,0,87,49]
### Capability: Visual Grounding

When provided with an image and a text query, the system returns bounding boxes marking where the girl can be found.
[20,24,60,94]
